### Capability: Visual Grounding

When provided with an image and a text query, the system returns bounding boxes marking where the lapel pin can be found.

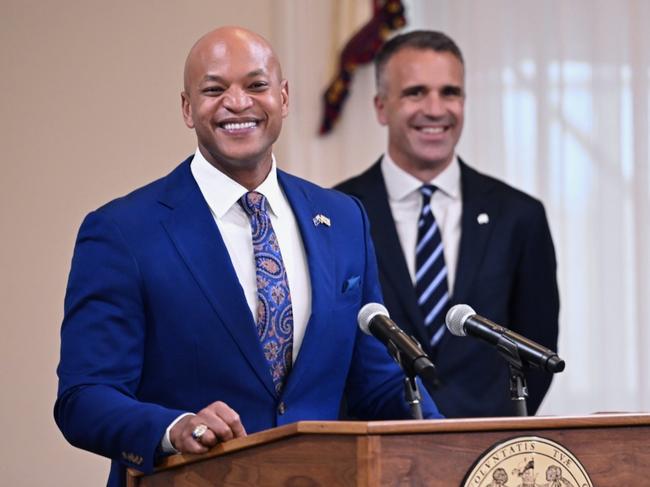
[477,213,489,225]
[313,214,331,227]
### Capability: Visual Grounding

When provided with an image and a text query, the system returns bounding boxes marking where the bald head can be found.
[180,26,289,190]
[183,27,282,93]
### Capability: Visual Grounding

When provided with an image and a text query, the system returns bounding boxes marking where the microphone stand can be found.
[496,334,529,416]
[403,376,423,419]
[508,364,529,417]
[387,339,438,419]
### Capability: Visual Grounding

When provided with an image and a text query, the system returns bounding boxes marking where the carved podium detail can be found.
[461,435,593,487]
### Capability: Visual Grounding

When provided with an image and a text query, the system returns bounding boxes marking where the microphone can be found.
[445,304,565,373]
[358,303,437,385]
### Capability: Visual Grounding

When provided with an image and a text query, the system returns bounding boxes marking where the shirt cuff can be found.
[160,412,195,454]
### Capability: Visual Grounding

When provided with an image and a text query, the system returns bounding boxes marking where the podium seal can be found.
[462,436,593,487]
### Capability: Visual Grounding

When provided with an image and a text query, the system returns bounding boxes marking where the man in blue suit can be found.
[55,27,441,486]
[336,31,559,418]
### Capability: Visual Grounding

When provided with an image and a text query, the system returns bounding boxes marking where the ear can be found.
[374,94,388,126]
[280,79,289,118]
[181,91,194,129]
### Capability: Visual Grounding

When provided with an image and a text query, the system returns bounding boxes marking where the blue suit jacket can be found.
[335,158,559,418]
[55,157,441,486]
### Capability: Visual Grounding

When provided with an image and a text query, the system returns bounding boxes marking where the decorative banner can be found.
[462,436,593,487]
[318,0,406,135]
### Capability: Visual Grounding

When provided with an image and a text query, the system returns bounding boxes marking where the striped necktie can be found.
[239,191,294,394]
[415,185,449,347]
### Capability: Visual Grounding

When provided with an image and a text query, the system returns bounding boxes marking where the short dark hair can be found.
[374,30,464,91]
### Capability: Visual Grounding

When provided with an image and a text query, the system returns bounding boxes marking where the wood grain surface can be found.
[127,414,650,486]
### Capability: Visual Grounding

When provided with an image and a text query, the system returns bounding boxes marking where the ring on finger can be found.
[191,424,209,441]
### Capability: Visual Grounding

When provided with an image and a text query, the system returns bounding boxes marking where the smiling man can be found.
[181,28,287,189]
[55,27,441,487]
[336,30,559,418]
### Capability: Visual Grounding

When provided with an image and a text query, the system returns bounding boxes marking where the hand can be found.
[170,401,247,454]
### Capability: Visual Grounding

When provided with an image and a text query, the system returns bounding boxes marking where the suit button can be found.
[278,401,286,415]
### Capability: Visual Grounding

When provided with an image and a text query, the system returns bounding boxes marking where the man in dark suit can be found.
[336,30,559,417]
[55,27,441,487]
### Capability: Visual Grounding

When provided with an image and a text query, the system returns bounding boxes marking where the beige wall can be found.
[0,1,313,485]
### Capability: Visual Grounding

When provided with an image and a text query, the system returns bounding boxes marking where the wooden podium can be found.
[128,413,650,486]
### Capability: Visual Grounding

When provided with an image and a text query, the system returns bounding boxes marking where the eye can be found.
[249,81,269,91]
[441,86,463,98]
[203,86,225,96]
[403,86,427,99]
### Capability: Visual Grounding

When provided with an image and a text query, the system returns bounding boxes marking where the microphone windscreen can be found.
[445,304,476,336]
[357,302,389,335]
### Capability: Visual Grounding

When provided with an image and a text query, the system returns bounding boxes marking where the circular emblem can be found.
[462,436,593,487]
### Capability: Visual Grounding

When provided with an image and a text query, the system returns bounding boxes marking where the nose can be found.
[222,86,253,112]
[422,92,445,117]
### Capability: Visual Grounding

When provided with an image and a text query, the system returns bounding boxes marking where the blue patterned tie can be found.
[415,185,449,347]
[239,191,293,394]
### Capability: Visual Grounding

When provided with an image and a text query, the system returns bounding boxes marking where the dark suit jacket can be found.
[55,156,441,487]
[335,157,559,417]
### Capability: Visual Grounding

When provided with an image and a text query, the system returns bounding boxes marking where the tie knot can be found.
[239,191,268,216]
[419,184,437,198]
[418,185,438,207]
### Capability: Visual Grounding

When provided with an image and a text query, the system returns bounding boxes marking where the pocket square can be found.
[342,275,361,293]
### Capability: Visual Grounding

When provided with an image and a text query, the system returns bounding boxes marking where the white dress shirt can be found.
[190,149,311,357]
[161,149,312,452]
[380,153,463,294]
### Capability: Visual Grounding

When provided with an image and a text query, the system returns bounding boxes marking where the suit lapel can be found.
[453,160,499,304]
[353,161,430,347]
[276,171,335,396]
[158,160,276,397]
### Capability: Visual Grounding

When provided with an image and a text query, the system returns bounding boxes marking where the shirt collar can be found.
[381,152,461,202]
[190,148,284,218]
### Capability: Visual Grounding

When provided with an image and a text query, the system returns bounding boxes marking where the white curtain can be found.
[273,0,650,416]
[405,0,650,415]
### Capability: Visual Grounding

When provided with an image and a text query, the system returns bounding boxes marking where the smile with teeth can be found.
[220,121,258,131]
[418,126,447,134]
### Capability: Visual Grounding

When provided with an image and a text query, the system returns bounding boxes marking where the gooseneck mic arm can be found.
[446,304,565,373]
[357,303,439,406]
[446,304,565,416]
